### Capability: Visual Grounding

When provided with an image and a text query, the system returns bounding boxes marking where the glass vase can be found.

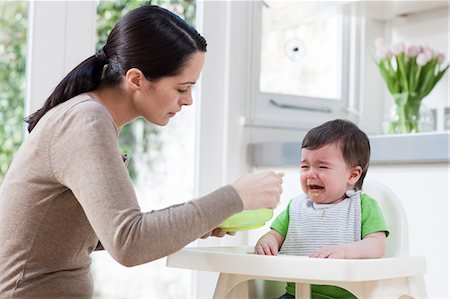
[386,93,422,134]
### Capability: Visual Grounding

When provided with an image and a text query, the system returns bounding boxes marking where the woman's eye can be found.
[177,89,188,93]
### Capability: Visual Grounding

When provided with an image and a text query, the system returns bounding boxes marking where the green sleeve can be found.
[361,193,390,238]
[270,199,292,237]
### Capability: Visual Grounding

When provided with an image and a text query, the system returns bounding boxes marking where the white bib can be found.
[279,191,361,256]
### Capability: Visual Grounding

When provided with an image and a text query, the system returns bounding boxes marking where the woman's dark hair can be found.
[301,119,371,191]
[26,5,207,132]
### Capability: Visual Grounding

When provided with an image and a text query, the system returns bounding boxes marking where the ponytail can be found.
[26,51,108,132]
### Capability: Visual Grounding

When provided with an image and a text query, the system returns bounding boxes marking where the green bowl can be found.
[218,208,274,232]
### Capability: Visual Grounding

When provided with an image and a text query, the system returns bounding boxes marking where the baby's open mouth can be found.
[308,185,324,190]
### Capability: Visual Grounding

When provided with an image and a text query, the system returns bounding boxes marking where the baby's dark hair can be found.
[301,119,370,190]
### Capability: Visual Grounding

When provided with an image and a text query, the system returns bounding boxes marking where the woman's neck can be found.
[89,85,137,128]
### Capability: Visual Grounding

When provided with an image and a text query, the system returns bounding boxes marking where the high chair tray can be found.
[167,245,426,282]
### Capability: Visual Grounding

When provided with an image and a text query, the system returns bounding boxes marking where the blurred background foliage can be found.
[0,1,27,183]
[0,0,195,183]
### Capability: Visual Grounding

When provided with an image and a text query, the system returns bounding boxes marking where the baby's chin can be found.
[307,191,346,204]
[307,187,323,197]
[307,191,326,203]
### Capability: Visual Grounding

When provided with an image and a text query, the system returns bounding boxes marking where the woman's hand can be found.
[232,171,284,210]
[200,228,235,239]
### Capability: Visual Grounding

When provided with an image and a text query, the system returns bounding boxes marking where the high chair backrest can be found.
[362,178,409,257]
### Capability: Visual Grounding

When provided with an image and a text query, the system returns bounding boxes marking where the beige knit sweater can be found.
[0,94,243,298]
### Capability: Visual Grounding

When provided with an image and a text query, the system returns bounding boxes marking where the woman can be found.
[0,5,283,299]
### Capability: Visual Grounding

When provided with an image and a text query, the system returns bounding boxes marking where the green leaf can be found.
[412,65,422,93]
[434,64,449,84]
[374,58,394,94]
[408,59,417,92]
[418,59,438,98]
[396,53,409,92]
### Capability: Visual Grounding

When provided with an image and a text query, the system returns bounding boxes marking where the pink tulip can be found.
[437,52,446,64]
[416,53,429,66]
[406,45,420,57]
[424,48,434,60]
[391,42,405,55]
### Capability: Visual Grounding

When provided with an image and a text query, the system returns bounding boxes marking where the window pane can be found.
[0,1,28,182]
[260,1,341,100]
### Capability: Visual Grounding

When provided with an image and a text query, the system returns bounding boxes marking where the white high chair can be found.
[166,179,427,299]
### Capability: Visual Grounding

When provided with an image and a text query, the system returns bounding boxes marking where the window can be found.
[250,1,355,129]
[92,1,196,298]
[0,1,28,182]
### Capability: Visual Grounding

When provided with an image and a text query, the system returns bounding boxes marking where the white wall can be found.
[369,163,449,297]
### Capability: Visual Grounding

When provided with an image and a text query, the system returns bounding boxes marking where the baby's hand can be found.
[309,245,347,259]
[254,233,279,255]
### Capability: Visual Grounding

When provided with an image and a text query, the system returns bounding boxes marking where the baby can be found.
[255,119,389,299]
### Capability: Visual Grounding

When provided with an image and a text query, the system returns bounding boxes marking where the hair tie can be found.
[95,47,108,62]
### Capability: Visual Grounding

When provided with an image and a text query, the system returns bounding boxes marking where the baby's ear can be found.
[348,166,362,185]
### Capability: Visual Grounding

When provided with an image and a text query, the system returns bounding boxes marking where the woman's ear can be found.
[348,166,362,186]
[124,68,145,91]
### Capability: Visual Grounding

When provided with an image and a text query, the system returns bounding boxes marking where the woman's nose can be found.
[180,91,193,106]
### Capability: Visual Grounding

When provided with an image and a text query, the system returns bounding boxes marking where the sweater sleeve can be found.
[50,101,243,266]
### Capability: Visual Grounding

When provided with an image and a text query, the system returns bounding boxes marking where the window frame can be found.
[248,1,357,129]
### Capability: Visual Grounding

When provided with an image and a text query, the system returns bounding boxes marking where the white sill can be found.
[249,132,450,166]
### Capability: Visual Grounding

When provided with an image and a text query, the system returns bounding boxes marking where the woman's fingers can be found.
[232,170,284,210]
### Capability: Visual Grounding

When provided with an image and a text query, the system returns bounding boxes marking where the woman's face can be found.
[300,143,360,204]
[134,51,205,126]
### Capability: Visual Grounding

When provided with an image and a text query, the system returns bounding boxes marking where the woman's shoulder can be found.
[58,93,116,129]
[34,93,119,140]
[63,93,109,116]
